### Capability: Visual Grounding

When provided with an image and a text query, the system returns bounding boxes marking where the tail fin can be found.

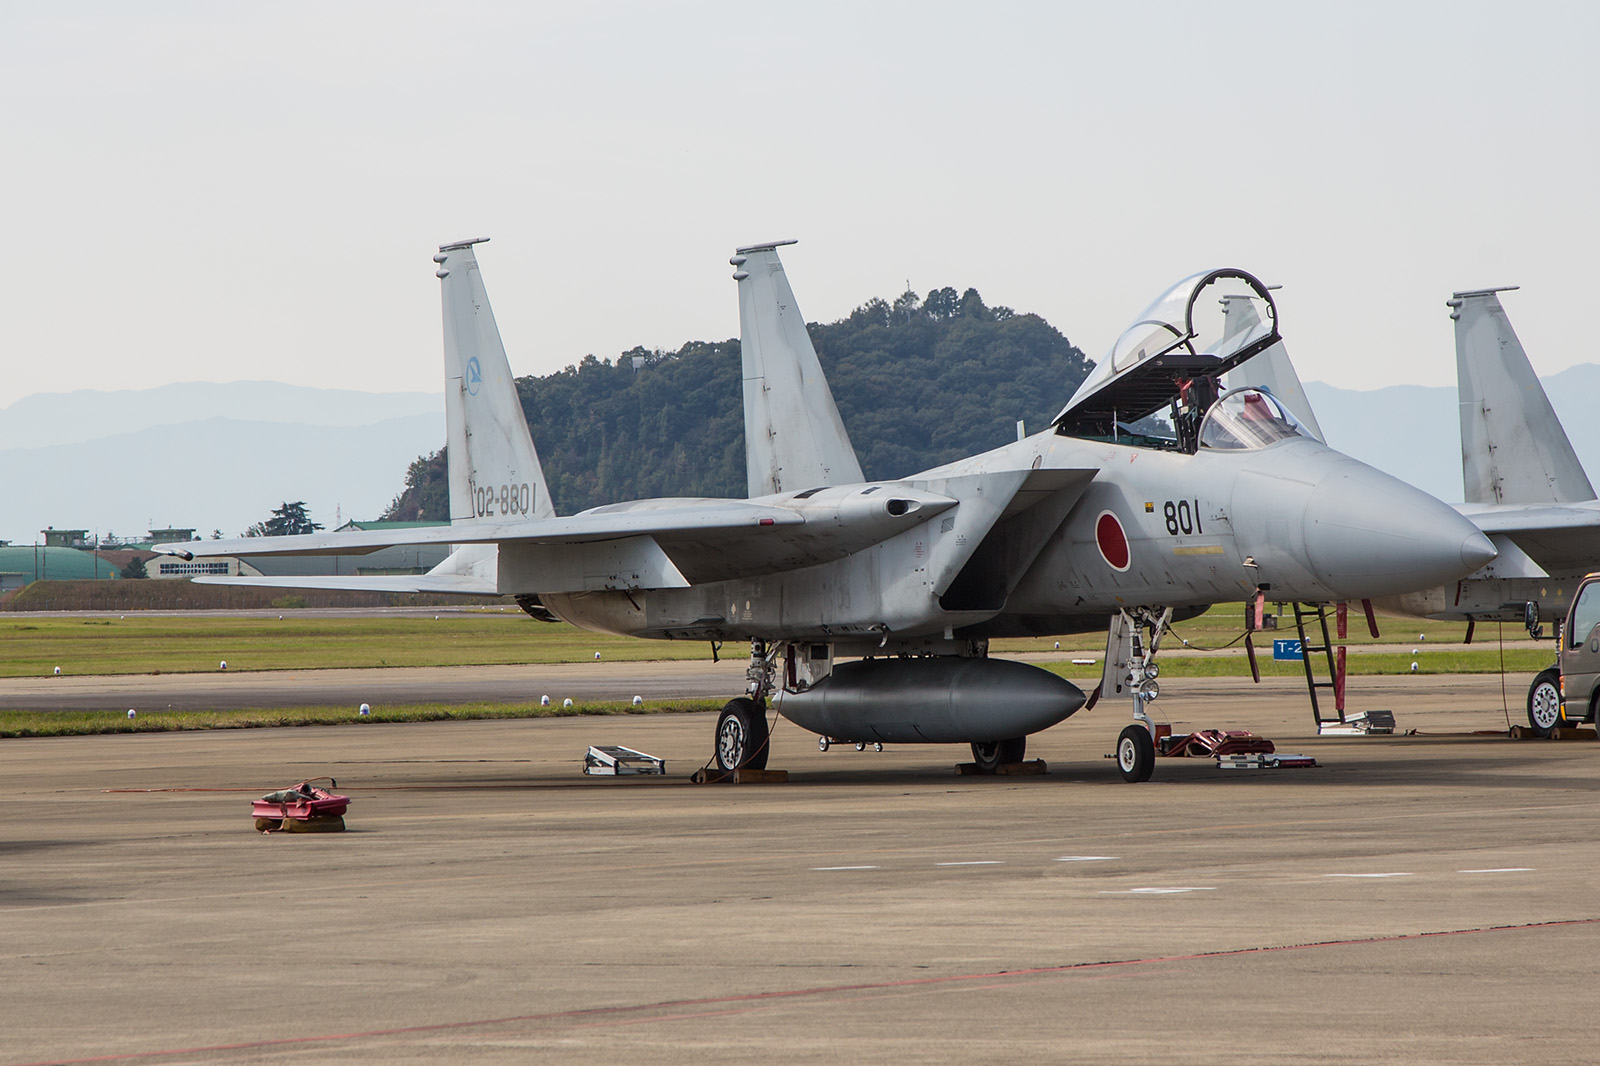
[434,238,557,523]
[1221,293,1326,443]
[732,241,863,497]
[1450,287,1594,504]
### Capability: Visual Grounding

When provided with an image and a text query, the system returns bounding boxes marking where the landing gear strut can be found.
[1104,607,1171,783]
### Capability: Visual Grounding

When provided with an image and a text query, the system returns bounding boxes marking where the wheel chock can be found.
[956,759,1048,776]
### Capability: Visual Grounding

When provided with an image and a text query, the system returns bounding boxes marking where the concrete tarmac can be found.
[4,672,1599,1064]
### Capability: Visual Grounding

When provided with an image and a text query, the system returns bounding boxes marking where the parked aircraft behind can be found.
[1353,286,1600,736]
[1373,287,1600,635]
[160,241,1493,780]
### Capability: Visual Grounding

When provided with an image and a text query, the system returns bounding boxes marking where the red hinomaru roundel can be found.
[1095,510,1130,571]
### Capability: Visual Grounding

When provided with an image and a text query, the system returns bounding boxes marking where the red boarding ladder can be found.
[1293,600,1394,735]
[1292,602,1346,733]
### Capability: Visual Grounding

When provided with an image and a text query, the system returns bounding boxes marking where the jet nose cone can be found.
[1462,530,1497,572]
[1302,462,1498,599]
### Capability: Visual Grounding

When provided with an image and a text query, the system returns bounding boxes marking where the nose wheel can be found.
[1116,725,1155,782]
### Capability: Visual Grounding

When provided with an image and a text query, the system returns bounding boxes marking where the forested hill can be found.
[383,287,1092,519]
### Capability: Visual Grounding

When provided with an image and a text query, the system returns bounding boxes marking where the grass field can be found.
[0,607,1552,680]
[0,699,722,739]
[0,611,714,678]
[0,606,1556,738]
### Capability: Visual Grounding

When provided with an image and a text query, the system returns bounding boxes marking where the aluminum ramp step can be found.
[584,745,666,776]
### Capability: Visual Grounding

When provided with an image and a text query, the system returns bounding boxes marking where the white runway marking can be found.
[1324,873,1412,879]
[1056,855,1119,862]
[936,861,1003,867]
[812,865,879,871]
[1100,887,1216,895]
[1459,867,1534,874]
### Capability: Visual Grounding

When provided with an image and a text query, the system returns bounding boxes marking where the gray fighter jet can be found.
[1350,287,1600,736]
[1378,287,1599,632]
[161,240,1493,780]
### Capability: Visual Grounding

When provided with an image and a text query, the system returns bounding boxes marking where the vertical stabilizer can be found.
[732,241,864,497]
[1222,294,1326,442]
[434,238,557,523]
[1451,288,1593,505]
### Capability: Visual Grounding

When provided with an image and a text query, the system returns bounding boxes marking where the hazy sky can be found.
[3,1,1595,408]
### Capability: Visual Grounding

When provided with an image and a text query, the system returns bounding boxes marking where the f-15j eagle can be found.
[1370,286,1600,632]
[162,239,1494,782]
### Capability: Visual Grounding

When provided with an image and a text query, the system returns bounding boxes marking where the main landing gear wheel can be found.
[1116,724,1155,783]
[715,698,770,772]
[1527,667,1562,737]
[969,737,1025,774]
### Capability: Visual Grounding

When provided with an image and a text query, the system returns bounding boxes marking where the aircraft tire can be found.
[715,698,769,772]
[1527,668,1562,737]
[969,737,1025,774]
[1116,725,1155,783]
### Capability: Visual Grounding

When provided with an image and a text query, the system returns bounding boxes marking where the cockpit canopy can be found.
[1197,387,1313,451]
[1053,268,1280,444]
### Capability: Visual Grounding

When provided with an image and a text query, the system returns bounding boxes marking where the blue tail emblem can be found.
[465,356,483,396]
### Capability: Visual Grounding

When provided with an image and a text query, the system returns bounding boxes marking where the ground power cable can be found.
[1499,621,1512,731]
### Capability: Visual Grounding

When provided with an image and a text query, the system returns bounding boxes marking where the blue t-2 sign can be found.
[1272,639,1304,661]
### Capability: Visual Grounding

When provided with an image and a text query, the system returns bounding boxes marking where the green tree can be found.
[120,556,148,579]
[383,450,451,521]
[380,286,1092,517]
[257,501,323,537]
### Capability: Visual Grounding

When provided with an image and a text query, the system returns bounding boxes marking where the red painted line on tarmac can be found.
[100,785,535,794]
[16,917,1600,1065]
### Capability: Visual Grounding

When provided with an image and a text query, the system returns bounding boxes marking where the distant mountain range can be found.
[2,366,1595,548]
[0,383,441,545]
[1304,362,1600,503]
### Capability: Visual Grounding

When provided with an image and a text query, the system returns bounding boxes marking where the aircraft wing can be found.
[1457,500,1600,575]
[163,490,960,593]
[161,503,809,559]
[194,573,501,595]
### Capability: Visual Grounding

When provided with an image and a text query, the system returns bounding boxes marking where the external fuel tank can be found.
[778,657,1085,744]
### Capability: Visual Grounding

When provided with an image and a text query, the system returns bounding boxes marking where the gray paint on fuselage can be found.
[543,429,1484,645]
